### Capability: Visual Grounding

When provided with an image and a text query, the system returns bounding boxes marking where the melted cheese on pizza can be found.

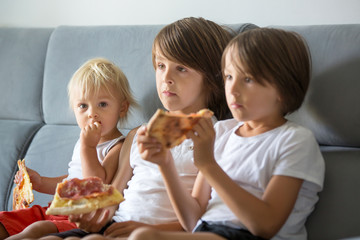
[46,177,124,215]
[147,109,214,148]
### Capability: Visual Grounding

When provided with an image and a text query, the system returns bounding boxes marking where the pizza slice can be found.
[46,177,124,215]
[146,108,214,148]
[13,159,34,210]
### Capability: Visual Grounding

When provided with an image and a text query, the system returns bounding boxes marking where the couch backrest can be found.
[276,24,360,240]
[0,28,53,210]
[278,24,360,148]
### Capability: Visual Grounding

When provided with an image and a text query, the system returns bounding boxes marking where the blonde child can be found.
[0,57,136,240]
[133,28,325,240]
[42,17,233,239]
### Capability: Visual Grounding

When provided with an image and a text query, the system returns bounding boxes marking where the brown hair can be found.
[222,28,311,115]
[152,17,234,120]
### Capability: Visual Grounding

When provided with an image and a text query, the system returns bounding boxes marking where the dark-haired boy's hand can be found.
[137,125,172,167]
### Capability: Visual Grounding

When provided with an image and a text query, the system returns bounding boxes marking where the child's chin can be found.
[232,114,244,122]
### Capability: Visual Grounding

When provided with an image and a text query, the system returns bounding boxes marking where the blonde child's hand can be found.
[136,125,171,166]
[104,220,147,237]
[80,121,102,148]
[187,117,216,169]
[25,167,42,192]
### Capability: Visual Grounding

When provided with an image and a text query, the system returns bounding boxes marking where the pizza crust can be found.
[146,109,213,148]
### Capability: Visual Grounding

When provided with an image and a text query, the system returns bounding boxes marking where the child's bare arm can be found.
[80,141,123,183]
[26,167,67,194]
[80,122,124,183]
[101,142,123,184]
[137,125,211,231]
[69,128,138,233]
[80,122,105,180]
[188,119,304,238]
[201,163,303,239]
[111,127,139,192]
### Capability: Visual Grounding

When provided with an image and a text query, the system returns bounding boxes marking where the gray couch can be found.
[0,23,359,240]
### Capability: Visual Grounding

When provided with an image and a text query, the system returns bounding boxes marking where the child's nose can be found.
[88,108,99,119]
[163,69,174,84]
[165,78,174,85]
[228,81,238,95]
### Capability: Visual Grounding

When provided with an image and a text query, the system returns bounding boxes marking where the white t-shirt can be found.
[113,136,198,224]
[197,119,325,240]
[67,136,125,180]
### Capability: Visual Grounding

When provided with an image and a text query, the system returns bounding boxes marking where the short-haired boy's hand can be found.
[68,205,117,232]
[186,117,216,169]
[80,121,102,148]
[136,125,172,167]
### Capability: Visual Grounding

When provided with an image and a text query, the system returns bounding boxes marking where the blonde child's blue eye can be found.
[79,104,87,109]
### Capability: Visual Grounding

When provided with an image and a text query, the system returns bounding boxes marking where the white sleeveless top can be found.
[113,136,198,224]
[67,136,125,180]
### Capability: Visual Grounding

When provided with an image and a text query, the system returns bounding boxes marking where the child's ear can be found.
[119,100,130,118]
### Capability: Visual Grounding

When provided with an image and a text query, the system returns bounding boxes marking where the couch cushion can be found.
[0,28,53,121]
[7,125,81,209]
[0,120,43,210]
[274,25,360,148]
[306,147,360,240]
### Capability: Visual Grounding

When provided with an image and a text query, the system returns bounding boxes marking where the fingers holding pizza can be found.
[146,108,214,149]
[24,167,42,192]
[186,116,215,143]
[68,206,117,233]
[137,125,171,166]
[186,117,217,168]
[137,108,214,166]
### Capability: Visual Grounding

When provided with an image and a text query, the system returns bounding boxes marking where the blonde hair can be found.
[68,57,137,123]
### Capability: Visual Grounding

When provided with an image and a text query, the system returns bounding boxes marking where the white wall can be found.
[1,0,360,27]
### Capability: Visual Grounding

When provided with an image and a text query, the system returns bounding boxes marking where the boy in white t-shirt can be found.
[0,58,136,240]
[133,28,325,240]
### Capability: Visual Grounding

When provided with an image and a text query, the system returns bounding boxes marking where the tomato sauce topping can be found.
[58,177,112,200]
